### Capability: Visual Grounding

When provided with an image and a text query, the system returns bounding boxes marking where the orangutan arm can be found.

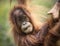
[44,20,60,46]
[49,20,60,36]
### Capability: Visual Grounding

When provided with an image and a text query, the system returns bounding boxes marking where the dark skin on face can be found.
[13,8,29,25]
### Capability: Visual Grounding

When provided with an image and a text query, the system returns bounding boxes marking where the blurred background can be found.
[0,0,56,46]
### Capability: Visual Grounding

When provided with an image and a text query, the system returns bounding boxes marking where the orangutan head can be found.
[10,7,33,34]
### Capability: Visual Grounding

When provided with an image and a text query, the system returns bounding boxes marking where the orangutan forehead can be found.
[14,9,20,16]
[13,8,25,16]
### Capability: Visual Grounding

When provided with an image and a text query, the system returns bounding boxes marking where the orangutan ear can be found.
[48,2,60,19]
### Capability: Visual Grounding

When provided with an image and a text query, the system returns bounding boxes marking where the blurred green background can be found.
[0,0,56,46]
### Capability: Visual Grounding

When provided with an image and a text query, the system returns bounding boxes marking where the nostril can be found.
[23,22,27,25]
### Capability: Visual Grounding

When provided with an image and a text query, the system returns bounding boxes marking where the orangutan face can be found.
[13,8,33,34]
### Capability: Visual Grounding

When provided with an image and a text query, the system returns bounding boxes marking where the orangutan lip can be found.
[23,25,30,30]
